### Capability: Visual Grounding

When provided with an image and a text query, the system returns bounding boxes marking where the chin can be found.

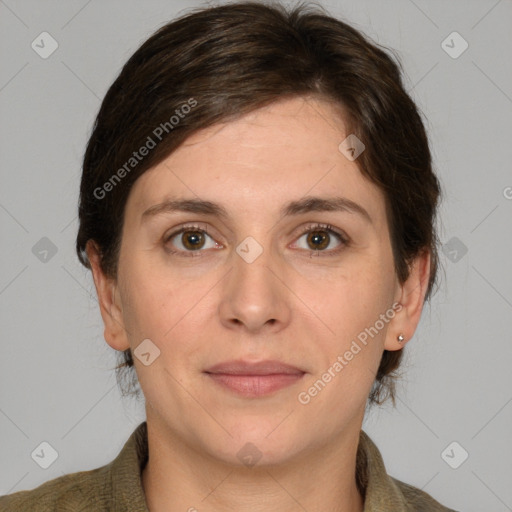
[201,417,307,468]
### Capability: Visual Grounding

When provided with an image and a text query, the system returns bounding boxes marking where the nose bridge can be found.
[232,232,277,292]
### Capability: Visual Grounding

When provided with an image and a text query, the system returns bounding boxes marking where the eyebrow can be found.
[141,195,372,224]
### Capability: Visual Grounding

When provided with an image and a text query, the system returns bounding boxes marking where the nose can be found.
[217,239,291,334]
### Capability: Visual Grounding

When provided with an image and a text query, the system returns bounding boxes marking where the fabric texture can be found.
[0,421,458,511]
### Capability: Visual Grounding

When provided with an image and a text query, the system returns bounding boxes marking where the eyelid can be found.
[295,222,349,244]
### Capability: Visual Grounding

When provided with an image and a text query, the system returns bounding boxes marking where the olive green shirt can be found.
[0,422,458,511]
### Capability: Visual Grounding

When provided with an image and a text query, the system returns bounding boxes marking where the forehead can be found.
[125,96,386,229]
[180,95,351,164]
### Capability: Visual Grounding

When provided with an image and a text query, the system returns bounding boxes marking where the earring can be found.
[397,334,405,343]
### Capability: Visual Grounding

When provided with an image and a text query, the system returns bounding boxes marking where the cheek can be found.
[309,250,395,355]
[119,254,213,351]
[297,269,395,418]
[117,256,174,340]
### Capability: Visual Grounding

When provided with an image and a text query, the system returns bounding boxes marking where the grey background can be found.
[1,0,511,510]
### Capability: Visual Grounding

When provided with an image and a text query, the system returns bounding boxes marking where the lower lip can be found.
[206,372,305,397]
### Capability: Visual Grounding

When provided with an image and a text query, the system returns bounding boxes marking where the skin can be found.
[87,95,430,512]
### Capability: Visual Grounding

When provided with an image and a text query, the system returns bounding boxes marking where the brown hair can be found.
[76,0,442,406]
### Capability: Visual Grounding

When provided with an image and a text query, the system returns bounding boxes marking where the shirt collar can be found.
[357,430,410,510]
[108,421,409,511]
[109,421,149,511]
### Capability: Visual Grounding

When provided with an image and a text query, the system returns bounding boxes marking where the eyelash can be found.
[164,222,349,258]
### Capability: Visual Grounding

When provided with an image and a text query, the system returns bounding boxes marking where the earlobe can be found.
[86,240,130,352]
[384,250,431,351]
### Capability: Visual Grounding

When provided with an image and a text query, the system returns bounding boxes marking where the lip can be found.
[204,360,306,397]
[205,359,305,375]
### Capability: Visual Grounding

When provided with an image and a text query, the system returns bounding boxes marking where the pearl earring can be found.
[397,334,405,343]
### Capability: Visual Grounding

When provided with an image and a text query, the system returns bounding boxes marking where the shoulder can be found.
[358,430,459,511]
[0,463,111,512]
[391,476,460,512]
[0,422,148,512]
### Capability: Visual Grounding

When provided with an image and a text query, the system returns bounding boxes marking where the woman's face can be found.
[91,96,427,466]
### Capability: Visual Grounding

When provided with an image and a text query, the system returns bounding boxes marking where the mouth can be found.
[204,360,306,398]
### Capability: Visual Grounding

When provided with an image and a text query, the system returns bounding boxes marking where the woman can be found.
[0,1,458,510]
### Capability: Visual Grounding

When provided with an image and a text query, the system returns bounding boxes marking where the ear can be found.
[86,240,130,352]
[384,249,431,351]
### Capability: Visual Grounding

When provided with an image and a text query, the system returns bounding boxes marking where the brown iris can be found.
[306,229,330,251]
[181,230,206,250]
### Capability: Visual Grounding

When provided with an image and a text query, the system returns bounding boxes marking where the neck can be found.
[141,413,365,512]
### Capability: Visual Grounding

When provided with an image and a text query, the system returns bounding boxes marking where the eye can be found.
[165,224,221,256]
[293,223,349,256]
[164,222,349,258]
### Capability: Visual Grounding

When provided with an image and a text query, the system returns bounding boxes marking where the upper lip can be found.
[204,360,305,375]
